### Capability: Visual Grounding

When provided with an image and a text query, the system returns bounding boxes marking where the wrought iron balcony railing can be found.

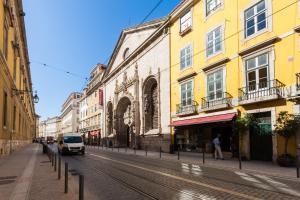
[201,92,232,110]
[238,79,285,102]
[176,100,198,116]
[296,73,300,91]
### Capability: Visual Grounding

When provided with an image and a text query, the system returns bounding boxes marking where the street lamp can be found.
[12,88,39,103]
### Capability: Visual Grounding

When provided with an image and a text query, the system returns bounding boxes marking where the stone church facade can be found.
[102,18,171,151]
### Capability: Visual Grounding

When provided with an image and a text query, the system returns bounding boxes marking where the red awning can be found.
[171,113,236,127]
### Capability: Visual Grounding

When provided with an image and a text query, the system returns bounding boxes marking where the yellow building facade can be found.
[0,0,36,155]
[170,0,300,161]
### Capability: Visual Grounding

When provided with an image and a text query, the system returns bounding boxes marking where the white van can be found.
[57,133,85,155]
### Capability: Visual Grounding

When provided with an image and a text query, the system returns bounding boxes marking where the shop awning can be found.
[170,113,236,127]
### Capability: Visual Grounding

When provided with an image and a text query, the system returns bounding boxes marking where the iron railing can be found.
[238,79,285,102]
[296,73,300,91]
[201,92,232,109]
[176,100,198,116]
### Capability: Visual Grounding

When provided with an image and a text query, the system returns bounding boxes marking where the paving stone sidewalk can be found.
[0,143,78,200]
[86,145,299,181]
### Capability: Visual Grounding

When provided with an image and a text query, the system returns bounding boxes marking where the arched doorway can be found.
[115,97,132,147]
[143,77,158,133]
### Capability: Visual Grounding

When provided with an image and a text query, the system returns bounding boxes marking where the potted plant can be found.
[274,111,300,167]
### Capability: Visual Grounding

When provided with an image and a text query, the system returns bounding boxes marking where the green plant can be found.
[274,111,300,156]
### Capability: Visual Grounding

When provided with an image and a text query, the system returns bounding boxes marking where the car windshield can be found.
[63,136,82,143]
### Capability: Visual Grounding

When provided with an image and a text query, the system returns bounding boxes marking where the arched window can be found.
[123,48,130,60]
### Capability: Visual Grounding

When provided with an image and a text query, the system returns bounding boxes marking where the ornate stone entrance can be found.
[115,96,134,147]
[143,77,158,133]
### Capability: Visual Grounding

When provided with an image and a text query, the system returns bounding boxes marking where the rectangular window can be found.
[3,23,8,59]
[246,53,269,91]
[180,45,192,70]
[180,10,192,33]
[207,69,223,100]
[245,1,267,38]
[3,92,8,127]
[206,0,222,16]
[180,81,193,106]
[206,26,222,57]
[13,106,16,130]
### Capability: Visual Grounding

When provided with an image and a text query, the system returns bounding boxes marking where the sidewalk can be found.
[0,143,77,200]
[86,145,299,181]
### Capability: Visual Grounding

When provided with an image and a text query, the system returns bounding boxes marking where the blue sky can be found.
[23,0,181,120]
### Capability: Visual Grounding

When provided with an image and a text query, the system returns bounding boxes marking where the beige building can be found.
[0,0,37,155]
[44,117,60,138]
[79,64,105,144]
[38,120,46,138]
[61,92,82,133]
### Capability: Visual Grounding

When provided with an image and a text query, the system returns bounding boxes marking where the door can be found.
[250,112,273,161]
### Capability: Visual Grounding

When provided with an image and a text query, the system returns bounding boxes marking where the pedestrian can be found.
[213,134,224,160]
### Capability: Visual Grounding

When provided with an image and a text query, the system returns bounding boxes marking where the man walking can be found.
[213,134,224,160]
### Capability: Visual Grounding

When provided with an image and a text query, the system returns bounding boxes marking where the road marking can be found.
[89,153,261,200]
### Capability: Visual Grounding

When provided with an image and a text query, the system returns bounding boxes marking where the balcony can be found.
[176,101,198,116]
[238,79,285,105]
[201,92,232,112]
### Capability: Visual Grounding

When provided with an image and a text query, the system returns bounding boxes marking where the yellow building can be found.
[169,0,300,162]
[0,0,36,155]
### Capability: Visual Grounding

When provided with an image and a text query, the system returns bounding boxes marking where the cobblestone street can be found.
[58,145,300,200]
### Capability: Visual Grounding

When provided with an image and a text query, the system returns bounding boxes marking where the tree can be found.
[274,111,300,156]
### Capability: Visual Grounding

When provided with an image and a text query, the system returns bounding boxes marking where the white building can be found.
[102,18,171,151]
[61,92,82,133]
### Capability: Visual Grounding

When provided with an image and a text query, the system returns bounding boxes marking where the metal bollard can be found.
[160,146,162,159]
[238,152,242,170]
[134,147,136,155]
[79,174,84,200]
[145,146,147,156]
[51,152,54,167]
[65,162,68,193]
[177,149,180,160]
[54,154,57,171]
[296,155,299,178]
[112,145,114,151]
[125,147,127,153]
[202,150,205,164]
[118,146,119,152]
[58,155,61,180]
[102,143,104,150]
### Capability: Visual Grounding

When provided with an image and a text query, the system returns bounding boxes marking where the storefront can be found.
[172,113,238,156]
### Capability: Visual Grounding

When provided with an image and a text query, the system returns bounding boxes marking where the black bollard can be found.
[145,146,147,157]
[160,146,162,159]
[65,162,68,193]
[297,155,299,178]
[178,149,180,160]
[238,151,242,170]
[79,175,84,200]
[203,150,205,164]
[54,154,57,171]
[58,155,61,180]
[125,147,127,153]
[134,147,136,155]
[118,146,119,152]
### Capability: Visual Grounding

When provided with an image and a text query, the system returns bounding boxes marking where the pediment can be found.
[104,18,167,79]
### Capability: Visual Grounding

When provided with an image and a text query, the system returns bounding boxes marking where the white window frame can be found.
[245,53,269,92]
[241,0,272,41]
[242,47,275,91]
[180,79,194,107]
[180,9,192,33]
[206,25,224,58]
[180,44,193,70]
[206,68,225,101]
[205,0,223,17]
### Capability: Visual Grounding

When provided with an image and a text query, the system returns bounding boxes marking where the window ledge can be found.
[180,26,192,37]
[243,28,270,42]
